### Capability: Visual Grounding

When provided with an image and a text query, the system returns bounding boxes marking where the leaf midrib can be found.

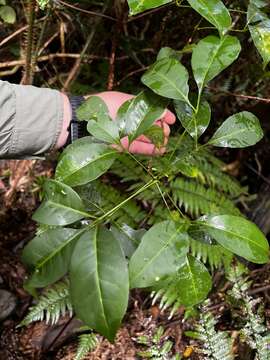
[202,221,267,253]
[93,227,110,333]
[131,224,185,284]
[58,150,116,182]
[149,64,189,103]
[197,35,228,91]
[44,200,90,218]
[37,229,84,269]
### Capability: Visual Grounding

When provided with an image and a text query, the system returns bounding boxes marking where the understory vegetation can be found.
[1,0,270,359]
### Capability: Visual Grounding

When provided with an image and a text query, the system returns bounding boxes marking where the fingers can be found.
[160,109,176,125]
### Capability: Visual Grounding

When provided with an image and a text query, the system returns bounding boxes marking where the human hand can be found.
[94,91,176,155]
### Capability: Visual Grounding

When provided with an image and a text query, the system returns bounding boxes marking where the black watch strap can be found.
[65,95,87,147]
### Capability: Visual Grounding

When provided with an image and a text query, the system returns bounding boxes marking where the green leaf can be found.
[0,5,16,24]
[209,111,264,148]
[70,227,129,342]
[143,125,164,148]
[0,0,6,5]
[32,180,89,226]
[187,0,231,36]
[55,137,117,186]
[111,224,145,258]
[174,255,211,306]
[129,221,189,288]
[192,35,241,92]
[122,91,167,141]
[22,228,82,288]
[127,0,172,16]
[157,47,180,61]
[154,255,212,307]
[77,96,109,121]
[141,58,190,103]
[77,96,119,143]
[174,99,211,140]
[196,215,269,263]
[248,0,270,69]
[115,99,133,136]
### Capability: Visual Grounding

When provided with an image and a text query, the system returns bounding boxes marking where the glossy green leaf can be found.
[0,5,16,23]
[32,180,89,226]
[192,35,241,91]
[76,96,119,143]
[174,99,211,140]
[22,228,82,288]
[55,137,117,186]
[196,215,269,263]
[111,224,145,258]
[127,0,172,15]
[141,58,190,103]
[173,255,211,306]
[70,227,129,342]
[129,221,189,288]
[122,91,167,141]
[187,0,231,36]
[248,0,270,69]
[209,111,264,148]
[115,99,133,136]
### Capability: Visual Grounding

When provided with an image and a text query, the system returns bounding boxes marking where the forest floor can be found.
[1,156,270,360]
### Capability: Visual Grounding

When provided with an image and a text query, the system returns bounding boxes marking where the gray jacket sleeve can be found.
[0,80,64,159]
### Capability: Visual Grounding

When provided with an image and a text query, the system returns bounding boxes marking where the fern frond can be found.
[21,280,72,326]
[171,178,240,217]
[228,264,270,360]
[194,158,245,197]
[190,239,233,271]
[78,181,146,227]
[193,304,234,360]
[75,332,99,360]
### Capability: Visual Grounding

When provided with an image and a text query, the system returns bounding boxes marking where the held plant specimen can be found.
[22,0,270,342]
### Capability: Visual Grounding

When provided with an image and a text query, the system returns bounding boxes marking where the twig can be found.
[57,0,116,21]
[116,66,149,85]
[61,2,108,92]
[207,85,270,103]
[21,0,36,85]
[0,53,108,69]
[0,16,46,48]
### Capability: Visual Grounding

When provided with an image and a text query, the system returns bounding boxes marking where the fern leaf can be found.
[171,178,240,217]
[228,264,270,360]
[190,239,233,271]
[194,309,234,360]
[77,181,146,227]
[75,332,99,360]
[21,280,72,326]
